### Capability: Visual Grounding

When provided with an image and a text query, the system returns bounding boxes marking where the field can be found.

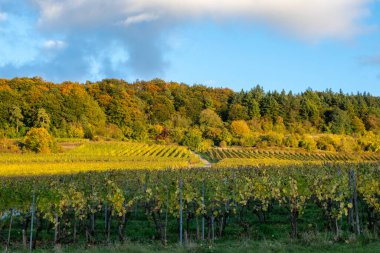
[0,142,379,252]
[0,142,201,176]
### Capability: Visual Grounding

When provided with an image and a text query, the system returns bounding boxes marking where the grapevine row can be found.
[205,148,380,163]
[0,164,378,250]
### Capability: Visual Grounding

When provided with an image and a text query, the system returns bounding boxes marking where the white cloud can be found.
[0,12,7,21]
[33,0,373,40]
[119,13,159,27]
[2,0,372,82]
[43,39,66,50]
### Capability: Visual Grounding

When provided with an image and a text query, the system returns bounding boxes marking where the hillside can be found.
[1,77,380,154]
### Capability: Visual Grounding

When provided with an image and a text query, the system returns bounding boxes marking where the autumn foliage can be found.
[1,77,380,152]
[24,128,55,153]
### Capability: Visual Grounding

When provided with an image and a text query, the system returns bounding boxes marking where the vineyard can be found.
[0,164,379,251]
[204,148,380,168]
[0,142,201,176]
[0,143,379,251]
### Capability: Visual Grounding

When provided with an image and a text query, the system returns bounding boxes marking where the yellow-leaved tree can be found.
[24,127,55,153]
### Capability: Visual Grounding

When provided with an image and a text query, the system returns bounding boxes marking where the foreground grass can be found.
[10,240,380,253]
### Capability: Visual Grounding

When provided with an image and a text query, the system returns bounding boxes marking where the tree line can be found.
[1,77,380,152]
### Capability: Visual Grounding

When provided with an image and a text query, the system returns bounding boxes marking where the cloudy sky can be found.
[1,0,380,94]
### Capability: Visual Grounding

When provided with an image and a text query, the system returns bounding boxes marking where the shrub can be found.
[0,137,20,153]
[256,133,283,147]
[67,123,85,138]
[24,128,55,153]
[336,138,358,152]
[283,135,299,148]
[299,136,317,151]
[198,139,214,152]
[240,134,257,147]
[316,136,336,151]
[219,140,228,148]
[219,129,233,146]
[95,124,124,140]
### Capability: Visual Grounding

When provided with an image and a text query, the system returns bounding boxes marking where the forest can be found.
[1,77,380,153]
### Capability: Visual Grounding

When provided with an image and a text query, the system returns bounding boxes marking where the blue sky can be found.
[1,0,380,95]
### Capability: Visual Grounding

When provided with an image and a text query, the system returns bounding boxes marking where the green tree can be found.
[247,99,260,119]
[328,108,351,134]
[199,109,223,128]
[228,104,249,121]
[351,116,366,135]
[9,106,23,133]
[300,98,319,125]
[34,108,51,129]
[219,128,233,146]
[150,95,175,123]
[260,95,279,121]
[199,109,224,145]
[183,128,203,150]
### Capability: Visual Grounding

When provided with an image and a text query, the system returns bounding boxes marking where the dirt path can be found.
[59,142,83,151]
[191,151,212,168]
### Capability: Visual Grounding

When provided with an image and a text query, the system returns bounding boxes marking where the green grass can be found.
[10,240,380,253]
[4,201,379,253]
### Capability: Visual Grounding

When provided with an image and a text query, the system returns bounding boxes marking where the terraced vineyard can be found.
[204,147,380,167]
[0,142,201,176]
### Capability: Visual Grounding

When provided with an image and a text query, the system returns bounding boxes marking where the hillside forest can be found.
[1,77,380,153]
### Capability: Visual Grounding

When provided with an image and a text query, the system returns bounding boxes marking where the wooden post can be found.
[22,219,28,249]
[337,167,343,235]
[211,215,215,241]
[348,170,354,230]
[104,202,108,230]
[30,188,36,252]
[73,217,77,243]
[6,209,13,252]
[54,214,59,245]
[164,189,169,245]
[179,177,183,245]
[202,180,205,241]
[107,213,111,244]
[351,170,361,235]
